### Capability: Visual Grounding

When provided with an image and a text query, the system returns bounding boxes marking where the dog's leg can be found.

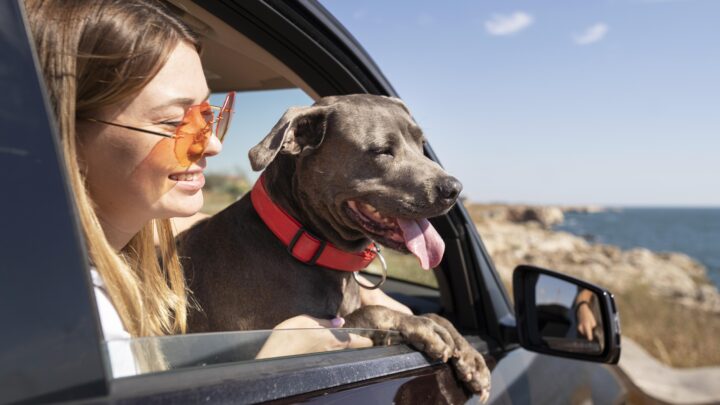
[343,305,456,362]
[421,313,491,402]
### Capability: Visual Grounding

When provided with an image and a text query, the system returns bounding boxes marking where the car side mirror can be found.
[512,265,621,364]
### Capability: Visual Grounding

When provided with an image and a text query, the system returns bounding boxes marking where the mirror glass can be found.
[534,274,604,354]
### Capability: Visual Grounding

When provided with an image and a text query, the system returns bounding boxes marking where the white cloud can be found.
[573,23,609,45]
[485,12,534,36]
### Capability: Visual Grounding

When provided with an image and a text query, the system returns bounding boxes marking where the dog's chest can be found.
[303,269,361,317]
[221,195,362,319]
[337,276,362,315]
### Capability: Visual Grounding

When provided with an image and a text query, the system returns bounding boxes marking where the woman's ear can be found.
[248,105,332,171]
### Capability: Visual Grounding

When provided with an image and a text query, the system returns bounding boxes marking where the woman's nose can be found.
[203,133,223,157]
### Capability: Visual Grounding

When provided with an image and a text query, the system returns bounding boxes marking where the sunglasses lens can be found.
[172,94,234,166]
[174,104,213,167]
[215,92,235,143]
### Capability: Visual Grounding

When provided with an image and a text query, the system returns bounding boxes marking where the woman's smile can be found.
[169,170,206,192]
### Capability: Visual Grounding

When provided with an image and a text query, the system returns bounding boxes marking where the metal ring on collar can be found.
[353,246,387,290]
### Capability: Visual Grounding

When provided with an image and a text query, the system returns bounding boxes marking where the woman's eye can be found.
[160,120,182,128]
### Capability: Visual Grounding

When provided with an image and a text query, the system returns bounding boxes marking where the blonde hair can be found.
[25,0,200,337]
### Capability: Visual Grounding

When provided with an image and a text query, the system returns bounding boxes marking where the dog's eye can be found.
[371,147,394,158]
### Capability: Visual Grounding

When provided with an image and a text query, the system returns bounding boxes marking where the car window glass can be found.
[104,328,398,379]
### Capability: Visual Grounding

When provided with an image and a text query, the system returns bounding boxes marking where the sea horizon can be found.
[469,201,720,210]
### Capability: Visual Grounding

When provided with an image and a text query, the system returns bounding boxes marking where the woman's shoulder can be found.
[90,267,131,341]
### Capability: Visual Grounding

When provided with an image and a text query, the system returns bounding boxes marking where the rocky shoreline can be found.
[467,204,720,313]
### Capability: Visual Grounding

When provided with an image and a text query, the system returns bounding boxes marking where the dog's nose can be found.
[436,176,463,202]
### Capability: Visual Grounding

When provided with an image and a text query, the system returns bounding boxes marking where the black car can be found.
[1,0,623,403]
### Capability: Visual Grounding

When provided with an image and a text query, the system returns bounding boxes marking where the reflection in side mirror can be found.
[513,265,621,364]
[535,275,603,354]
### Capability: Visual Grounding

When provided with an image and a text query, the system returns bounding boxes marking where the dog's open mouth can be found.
[345,200,444,270]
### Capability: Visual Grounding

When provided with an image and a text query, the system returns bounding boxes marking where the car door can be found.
[0,0,625,404]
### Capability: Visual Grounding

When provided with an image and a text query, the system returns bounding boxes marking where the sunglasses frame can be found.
[84,92,235,162]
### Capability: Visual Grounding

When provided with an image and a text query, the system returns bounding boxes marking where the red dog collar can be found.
[250,175,377,272]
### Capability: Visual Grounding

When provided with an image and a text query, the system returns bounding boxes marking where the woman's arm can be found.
[355,274,413,315]
[575,288,597,340]
[255,315,373,359]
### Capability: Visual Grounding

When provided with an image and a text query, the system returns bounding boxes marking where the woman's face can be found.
[79,42,220,240]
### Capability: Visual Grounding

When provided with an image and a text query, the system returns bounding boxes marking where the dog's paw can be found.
[399,316,456,362]
[451,346,491,403]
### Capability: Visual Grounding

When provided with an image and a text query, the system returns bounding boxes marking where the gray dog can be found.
[179,94,490,400]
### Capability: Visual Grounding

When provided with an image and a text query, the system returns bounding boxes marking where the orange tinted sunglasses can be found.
[87,92,235,167]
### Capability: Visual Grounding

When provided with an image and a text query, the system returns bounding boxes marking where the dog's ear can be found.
[249,106,332,171]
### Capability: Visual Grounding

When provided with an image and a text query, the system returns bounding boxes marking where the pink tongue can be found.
[396,218,445,270]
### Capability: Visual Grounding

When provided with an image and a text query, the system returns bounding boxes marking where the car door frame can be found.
[0,0,588,403]
[111,1,514,402]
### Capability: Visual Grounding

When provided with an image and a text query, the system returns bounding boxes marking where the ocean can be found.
[554,208,720,289]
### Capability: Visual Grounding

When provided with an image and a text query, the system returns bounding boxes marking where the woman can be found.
[26,0,203,340]
[25,0,402,374]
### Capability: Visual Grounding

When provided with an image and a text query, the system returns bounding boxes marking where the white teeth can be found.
[356,201,390,223]
[170,173,197,182]
[348,199,400,235]
[363,203,377,213]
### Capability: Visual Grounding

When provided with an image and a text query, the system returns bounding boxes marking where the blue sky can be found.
[211,0,720,207]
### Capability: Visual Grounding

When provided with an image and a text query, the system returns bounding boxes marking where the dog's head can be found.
[249,94,462,269]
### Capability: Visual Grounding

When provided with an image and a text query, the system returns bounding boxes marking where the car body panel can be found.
[0,1,108,403]
[0,0,626,403]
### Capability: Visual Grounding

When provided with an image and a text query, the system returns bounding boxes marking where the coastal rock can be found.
[471,204,720,313]
[507,206,565,228]
[469,204,566,229]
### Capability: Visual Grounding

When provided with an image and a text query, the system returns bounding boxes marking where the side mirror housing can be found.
[512,265,621,364]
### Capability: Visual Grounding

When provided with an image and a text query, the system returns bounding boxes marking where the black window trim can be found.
[107,343,488,404]
[109,0,512,400]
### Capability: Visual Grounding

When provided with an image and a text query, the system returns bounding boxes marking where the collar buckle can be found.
[288,227,327,266]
